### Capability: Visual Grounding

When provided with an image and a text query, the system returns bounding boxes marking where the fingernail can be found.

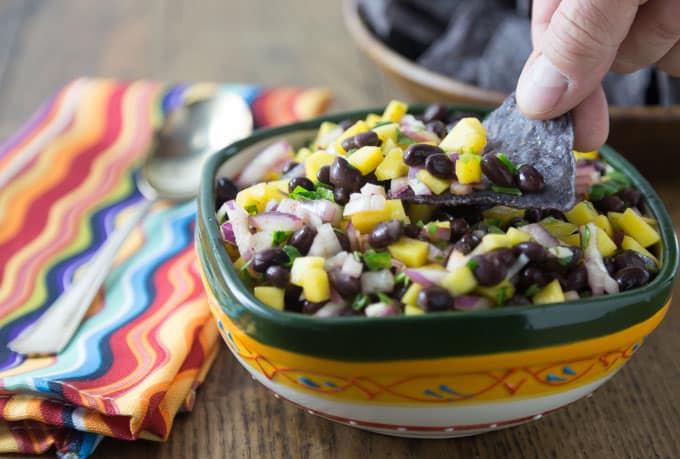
[517,54,568,115]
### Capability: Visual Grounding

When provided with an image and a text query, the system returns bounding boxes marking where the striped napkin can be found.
[0,78,331,457]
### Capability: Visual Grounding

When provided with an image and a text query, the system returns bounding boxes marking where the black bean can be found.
[603,257,617,276]
[518,265,550,289]
[593,195,625,213]
[516,164,545,193]
[265,266,290,288]
[416,286,453,312]
[215,177,238,205]
[317,165,331,185]
[335,231,351,252]
[541,209,567,221]
[541,254,566,274]
[450,218,471,242]
[614,250,657,273]
[453,232,480,254]
[333,187,350,205]
[617,188,642,208]
[354,131,381,148]
[524,208,543,223]
[515,242,546,264]
[329,157,363,192]
[403,144,444,167]
[289,226,317,255]
[563,264,588,292]
[494,247,517,267]
[425,120,448,139]
[338,119,355,130]
[615,266,650,291]
[425,153,454,179]
[508,217,529,228]
[422,104,448,123]
[302,300,326,315]
[284,285,303,312]
[507,295,532,306]
[563,247,582,270]
[282,160,299,174]
[481,155,515,188]
[472,250,514,287]
[370,220,403,249]
[329,271,361,297]
[288,177,315,193]
[252,247,289,273]
[403,223,421,238]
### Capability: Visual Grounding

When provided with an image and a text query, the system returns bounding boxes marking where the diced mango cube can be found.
[440,266,477,296]
[406,203,434,223]
[334,120,369,154]
[540,218,578,240]
[476,280,515,304]
[375,148,408,180]
[595,227,617,257]
[594,214,613,237]
[473,234,512,254]
[561,233,581,247]
[312,122,339,150]
[290,256,325,286]
[573,150,600,161]
[621,236,659,265]
[305,150,336,182]
[565,201,599,226]
[618,208,660,247]
[507,227,531,245]
[440,117,487,154]
[382,100,408,123]
[372,123,399,143]
[303,269,330,303]
[351,199,408,233]
[365,113,382,127]
[233,257,246,270]
[483,206,526,227]
[608,211,624,230]
[347,146,384,175]
[388,237,429,267]
[254,286,285,310]
[236,182,285,213]
[455,153,483,184]
[416,169,450,195]
[404,304,425,315]
[295,147,313,162]
[532,279,565,304]
[401,283,423,305]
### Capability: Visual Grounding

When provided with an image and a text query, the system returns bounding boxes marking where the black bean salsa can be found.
[215,101,661,317]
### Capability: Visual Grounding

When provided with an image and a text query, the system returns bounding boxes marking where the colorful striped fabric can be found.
[0,78,331,457]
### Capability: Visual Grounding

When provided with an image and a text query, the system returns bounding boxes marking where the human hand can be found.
[516,0,680,151]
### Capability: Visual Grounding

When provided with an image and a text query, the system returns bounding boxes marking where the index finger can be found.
[532,0,561,46]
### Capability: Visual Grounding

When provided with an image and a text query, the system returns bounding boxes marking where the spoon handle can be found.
[8,198,155,355]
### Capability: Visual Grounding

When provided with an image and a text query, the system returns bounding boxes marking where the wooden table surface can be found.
[1,1,678,458]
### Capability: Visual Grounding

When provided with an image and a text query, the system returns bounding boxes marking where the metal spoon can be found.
[9,92,253,355]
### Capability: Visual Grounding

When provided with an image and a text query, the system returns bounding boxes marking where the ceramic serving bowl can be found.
[195,106,678,438]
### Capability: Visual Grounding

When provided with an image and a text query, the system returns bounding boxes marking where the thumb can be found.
[517,0,641,119]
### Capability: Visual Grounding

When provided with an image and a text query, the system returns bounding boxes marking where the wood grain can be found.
[0,1,678,458]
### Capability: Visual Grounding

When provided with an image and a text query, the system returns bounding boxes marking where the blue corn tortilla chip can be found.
[400,94,576,210]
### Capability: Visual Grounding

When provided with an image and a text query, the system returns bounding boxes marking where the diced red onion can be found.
[264,199,279,212]
[341,254,364,278]
[400,114,425,131]
[422,226,451,243]
[365,302,398,317]
[360,183,386,197]
[343,193,386,216]
[401,128,439,143]
[564,290,580,301]
[220,221,236,244]
[391,258,406,271]
[582,223,619,296]
[314,301,346,318]
[453,295,493,311]
[450,181,473,196]
[519,224,559,247]
[361,270,395,294]
[216,201,229,222]
[346,222,361,251]
[308,223,343,258]
[325,252,349,271]
[408,166,422,179]
[301,200,343,225]
[224,200,254,258]
[446,250,469,271]
[449,153,460,162]
[389,177,409,197]
[315,126,343,149]
[404,268,448,287]
[505,253,529,280]
[575,165,599,196]
[409,177,432,196]
[427,244,451,265]
[249,212,303,232]
[252,231,275,252]
[282,162,305,179]
[236,140,293,188]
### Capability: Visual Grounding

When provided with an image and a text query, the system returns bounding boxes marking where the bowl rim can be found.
[197,105,678,360]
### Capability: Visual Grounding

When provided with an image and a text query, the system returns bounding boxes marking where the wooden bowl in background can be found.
[343,0,680,180]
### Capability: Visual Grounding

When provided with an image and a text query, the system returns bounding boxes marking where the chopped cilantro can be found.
[487,225,505,234]
[491,185,523,196]
[282,245,301,268]
[352,294,370,311]
[427,222,438,235]
[466,259,480,270]
[272,230,292,246]
[239,257,254,272]
[394,271,411,286]
[396,129,416,145]
[346,148,358,156]
[484,217,503,229]
[588,170,632,201]
[364,250,392,271]
[525,283,541,297]
[558,254,574,266]
[373,120,392,128]
[416,220,425,228]
[581,225,592,250]
[495,153,517,175]
[496,286,509,305]
[288,185,335,202]
[353,251,363,262]
[377,292,394,304]
[244,204,258,215]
